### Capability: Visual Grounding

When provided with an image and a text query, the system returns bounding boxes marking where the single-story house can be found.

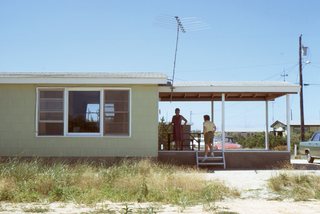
[290,121,320,134]
[270,120,287,137]
[0,72,301,168]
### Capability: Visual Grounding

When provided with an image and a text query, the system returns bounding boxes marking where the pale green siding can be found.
[0,84,159,157]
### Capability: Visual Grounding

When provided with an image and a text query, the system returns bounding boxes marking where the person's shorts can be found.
[204,131,214,145]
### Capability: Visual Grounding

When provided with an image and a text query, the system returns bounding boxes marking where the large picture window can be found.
[104,90,130,136]
[68,91,100,133]
[37,88,130,137]
[38,89,64,136]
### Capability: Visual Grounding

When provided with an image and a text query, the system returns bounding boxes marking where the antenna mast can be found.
[170,16,186,100]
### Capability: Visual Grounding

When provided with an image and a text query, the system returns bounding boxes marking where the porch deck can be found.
[158,150,290,169]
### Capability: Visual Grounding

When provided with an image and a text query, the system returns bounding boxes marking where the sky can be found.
[1,0,320,131]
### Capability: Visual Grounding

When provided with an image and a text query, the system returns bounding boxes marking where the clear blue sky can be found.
[1,0,320,131]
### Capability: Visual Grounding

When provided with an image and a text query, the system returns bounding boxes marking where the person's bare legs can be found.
[209,143,214,156]
[205,144,208,156]
[204,133,214,159]
[201,143,209,162]
[176,141,181,150]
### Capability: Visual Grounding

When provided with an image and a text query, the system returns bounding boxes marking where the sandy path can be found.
[217,199,320,214]
[1,199,320,214]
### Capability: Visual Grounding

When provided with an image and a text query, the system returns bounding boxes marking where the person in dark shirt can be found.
[171,108,187,150]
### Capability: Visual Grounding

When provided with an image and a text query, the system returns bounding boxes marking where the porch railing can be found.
[163,132,203,151]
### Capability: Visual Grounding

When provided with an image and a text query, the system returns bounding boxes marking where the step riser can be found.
[198,163,224,166]
[198,157,223,159]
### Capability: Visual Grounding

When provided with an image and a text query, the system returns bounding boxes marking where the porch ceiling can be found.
[158,81,300,102]
[159,92,287,101]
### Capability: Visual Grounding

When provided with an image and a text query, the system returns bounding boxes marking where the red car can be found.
[214,136,242,150]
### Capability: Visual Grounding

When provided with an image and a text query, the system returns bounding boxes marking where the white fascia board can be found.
[159,85,300,93]
[0,77,168,85]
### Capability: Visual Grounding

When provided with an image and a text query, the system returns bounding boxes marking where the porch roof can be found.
[159,81,300,101]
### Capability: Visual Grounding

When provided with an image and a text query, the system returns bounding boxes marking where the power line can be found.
[304,83,320,86]
[262,63,298,81]
[179,62,297,73]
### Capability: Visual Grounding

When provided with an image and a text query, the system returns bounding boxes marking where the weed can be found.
[177,195,189,212]
[87,207,116,214]
[121,204,133,214]
[216,212,239,214]
[144,205,159,214]
[202,201,218,213]
[268,172,320,200]
[22,206,50,213]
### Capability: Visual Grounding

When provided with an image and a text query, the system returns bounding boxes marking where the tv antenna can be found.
[154,15,210,86]
[281,68,288,81]
[154,15,210,100]
[171,16,186,89]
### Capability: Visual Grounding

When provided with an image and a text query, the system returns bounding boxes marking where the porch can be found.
[158,150,290,169]
[158,81,299,169]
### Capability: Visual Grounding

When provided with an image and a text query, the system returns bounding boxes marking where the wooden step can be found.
[198,156,223,160]
[198,162,225,166]
[196,150,226,169]
[197,152,223,155]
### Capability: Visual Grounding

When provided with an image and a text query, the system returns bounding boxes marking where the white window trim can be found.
[66,88,102,137]
[63,89,68,136]
[35,88,39,136]
[103,88,132,138]
[36,87,65,137]
[36,87,132,138]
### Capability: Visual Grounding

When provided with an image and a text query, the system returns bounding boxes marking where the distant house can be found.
[290,121,320,134]
[270,120,287,137]
[271,120,320,137]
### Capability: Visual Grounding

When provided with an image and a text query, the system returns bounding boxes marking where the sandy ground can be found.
[1,161,320,213]
[206,169,320,214]
[1,199,320,214]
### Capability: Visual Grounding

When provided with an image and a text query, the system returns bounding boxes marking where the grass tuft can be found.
[22,206,50,213]
[0,158,239,205]
[268,173,320,201]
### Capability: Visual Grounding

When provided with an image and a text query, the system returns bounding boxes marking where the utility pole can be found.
[299,34,305,141]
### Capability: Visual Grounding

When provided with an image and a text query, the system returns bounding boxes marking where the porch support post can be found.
[221,93,225,151]
[211,101,214,122]
[286,94,291,152]
[265,100,269,150]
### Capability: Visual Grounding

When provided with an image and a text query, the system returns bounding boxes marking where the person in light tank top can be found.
[202,114,216,161]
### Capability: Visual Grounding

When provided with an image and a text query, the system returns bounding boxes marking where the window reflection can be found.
[68,91,100,133]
